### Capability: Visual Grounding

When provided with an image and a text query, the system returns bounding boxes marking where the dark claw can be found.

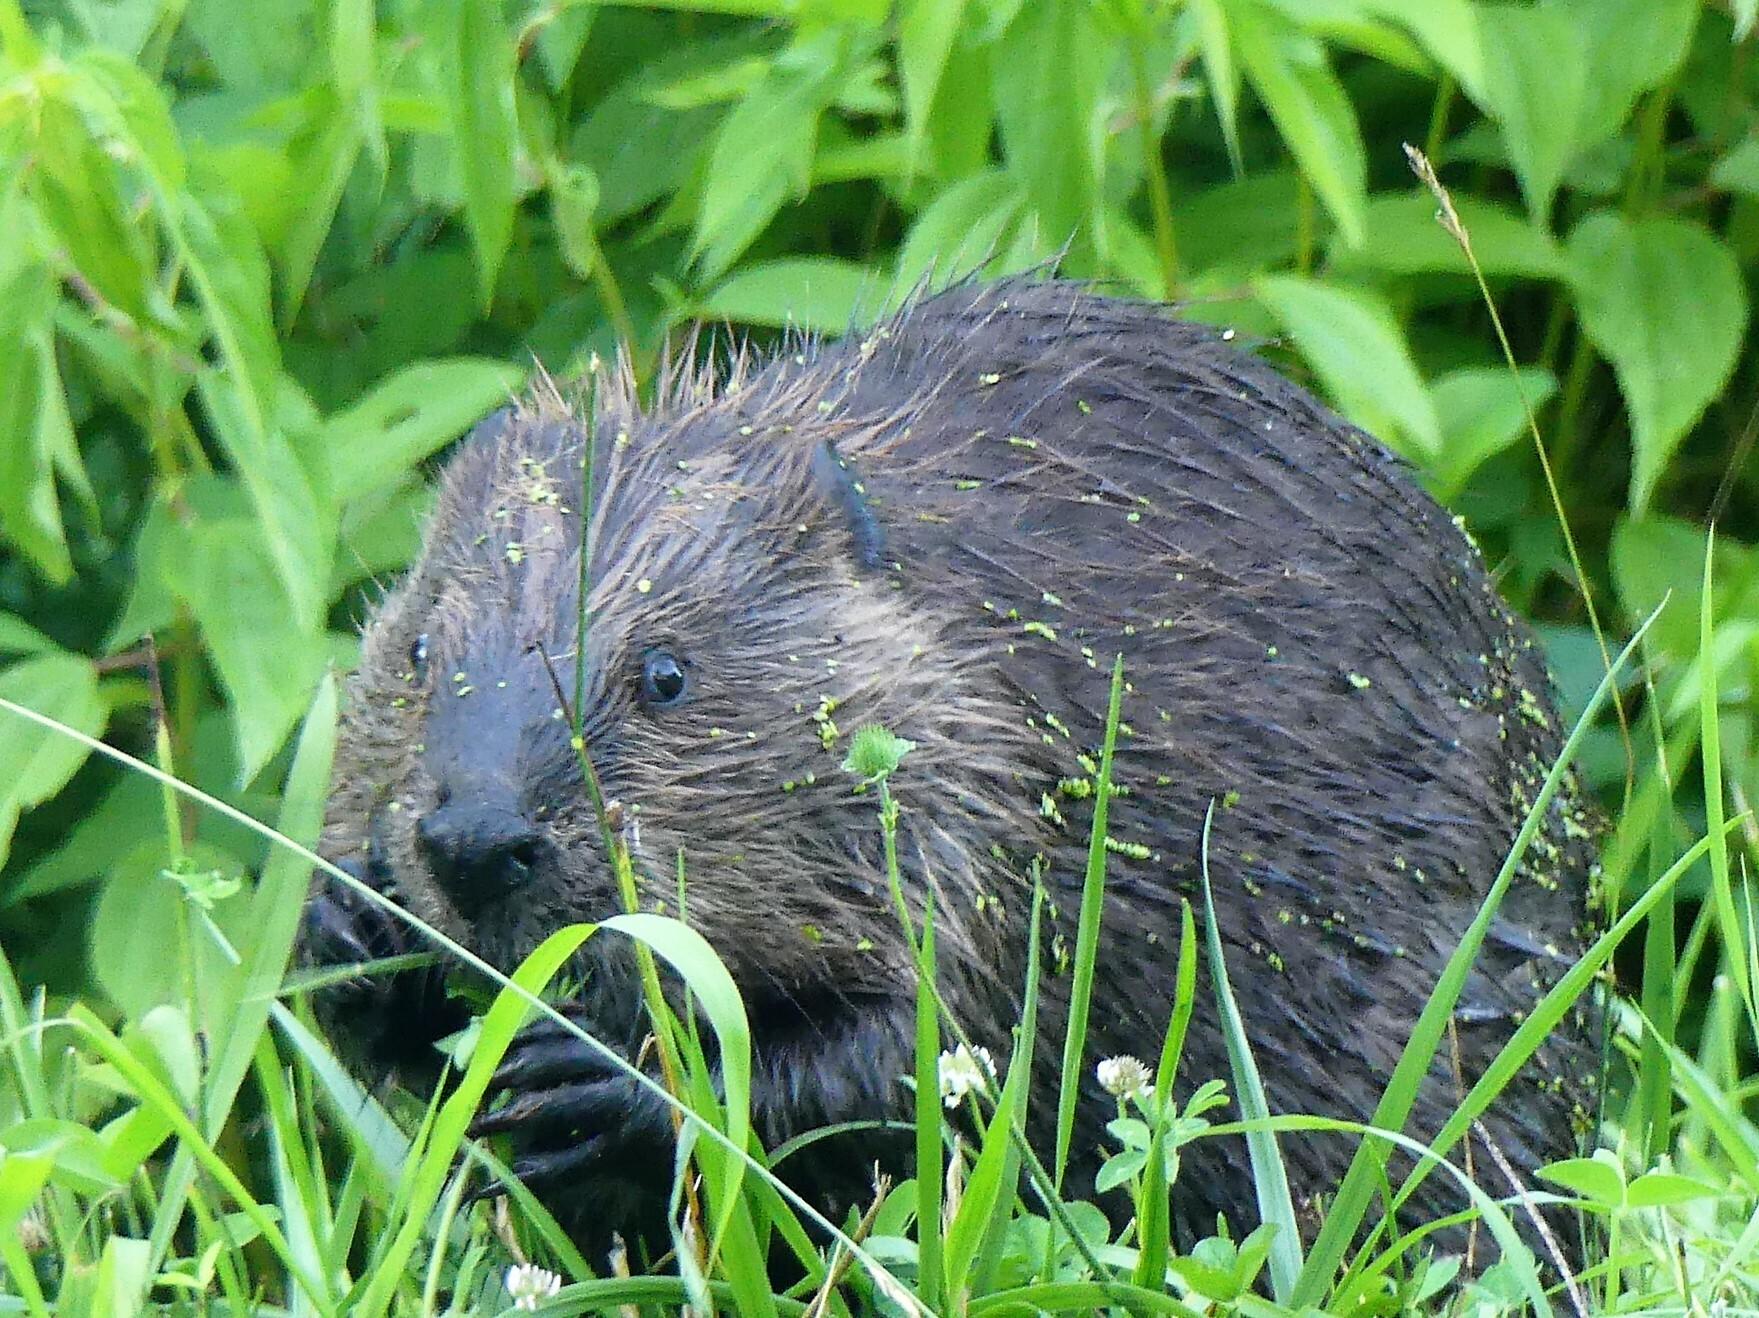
[489,1030,612,1093]
[471,1078,612,1136]
[510,1137,614,1189]
[303,889,375,967]
[301,854,467,1081]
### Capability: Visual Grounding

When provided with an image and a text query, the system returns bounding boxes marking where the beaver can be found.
[304,278,1597,1265]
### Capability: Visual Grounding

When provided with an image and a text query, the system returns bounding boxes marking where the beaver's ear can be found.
[810,439,888,572]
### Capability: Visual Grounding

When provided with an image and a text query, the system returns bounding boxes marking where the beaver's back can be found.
[776,279,1596,1231]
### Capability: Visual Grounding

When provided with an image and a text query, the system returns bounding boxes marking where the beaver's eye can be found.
[640,649,688,707]
[408,633,430,682]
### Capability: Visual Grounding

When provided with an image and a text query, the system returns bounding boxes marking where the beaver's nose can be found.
[416,803,544,914]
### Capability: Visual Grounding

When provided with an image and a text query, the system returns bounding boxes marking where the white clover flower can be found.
[1096,1054,1153,1100]
[937,1042,994,1108]
[506,1263,563,1311]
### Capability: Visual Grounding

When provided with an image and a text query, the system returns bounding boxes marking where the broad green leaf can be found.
[1357,0,1484,102]
[1711,134,1759,198]
[992,0,1106,257]
[0,201,78,583]
[0,615,55,657]
[694,30,850,278]
[330,0,382,158]
[184,0,315,91]
[898,0,966,175]
[1554,0,1699,149]
[1428,365,1557,498]
[161,517,329,780]
[571,64,720,225]
[1607,518,1759,662]
[1475,5,1584,220]
[1254,275,1440,456]
[317,358,525,496]
[0,1151,53,1240]
[170,191,330,630]
[276,93,362,328]
[446,0,519,304]
[1229,2,1366,247]
[68,48,186,189]
[87,843,253,1017]
[1536,1152,1625,1207]
[1172,170,1301,275]
[92,1233,152,1317]
[896,169,1023,292]
[0,653,104,871]
[535,4,595,91]
[27,90,154,322]
[1564,212,1747,512]
[697,257,880,332]
[1624,1170,1723,1208]
[1331,192,1561,278]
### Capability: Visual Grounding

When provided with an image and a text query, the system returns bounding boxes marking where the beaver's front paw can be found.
[470,1009,674,1191]
[302,859,463,1078]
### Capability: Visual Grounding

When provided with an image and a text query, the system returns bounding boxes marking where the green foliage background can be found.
[1,0,1756,1055]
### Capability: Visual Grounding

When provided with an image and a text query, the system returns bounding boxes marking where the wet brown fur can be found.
[314,278,1597,1260]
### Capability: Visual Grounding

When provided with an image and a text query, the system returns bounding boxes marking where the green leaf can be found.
[697,257,880,332]
[1712,133,1759,198]
[208,678,335,1134]
[161,516,329,781]
[92,1233,152,1317]
[1356,0,1484,103]
[1554,0,1699,149]
[1229,2,1366,247]
[1607,517,1759,662]
[276,94,362,329]
[169,190,330,630]
[992,0,1106,257]
[0,200,78,583]
[694,31,850,278]
[1331,192,1561,278]
[1427,365,1557,499]
[27,89,155,322]
[896,169,1024,292]
[1474,4,1585,220]
[1623,1170,1723,1208]
[0,615,55,657]
[445,0,519,305]
[601,912,752,1249]
[0,1151,54,1241]
[1564,213,1748,513]
[1188,0,1241,172]
[898,0,967,175]
[1536,1152,1625,1208]
[0,653,105,871]
[1254,275,1440,456]
[318,358,526,496]
[549,160,602,282]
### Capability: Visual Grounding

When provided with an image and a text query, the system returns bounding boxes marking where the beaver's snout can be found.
[415,799,548,915]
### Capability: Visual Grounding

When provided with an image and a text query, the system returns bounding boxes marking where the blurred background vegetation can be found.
[1,0,1756,1148]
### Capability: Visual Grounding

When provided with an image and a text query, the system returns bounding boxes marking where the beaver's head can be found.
[324,371,1031,1016]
